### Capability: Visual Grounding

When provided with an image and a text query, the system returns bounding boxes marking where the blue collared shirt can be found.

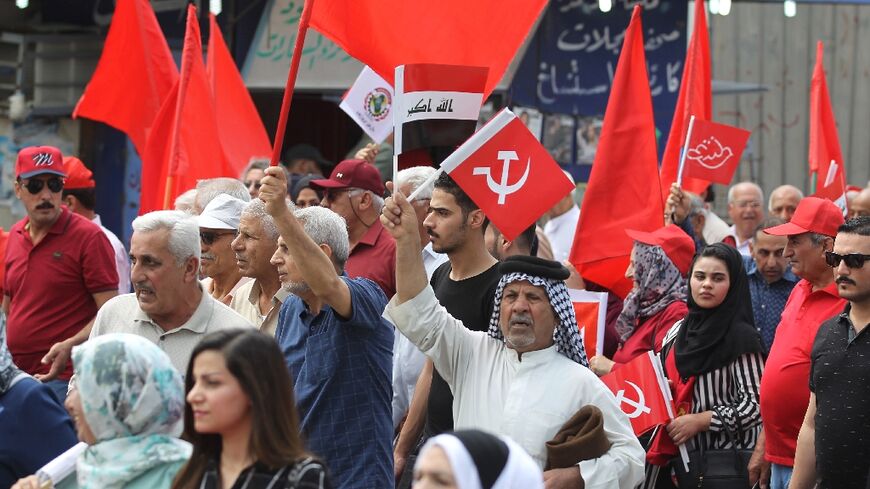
[275,276,393,489]
[743,256,799,351]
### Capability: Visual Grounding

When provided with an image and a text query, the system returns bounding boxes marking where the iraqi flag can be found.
[439,108,574,242]
[340,66,394,144]
[394,63,488,171]
[600,351,675,436]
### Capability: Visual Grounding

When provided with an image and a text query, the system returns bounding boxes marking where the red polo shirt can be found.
[345,220,396,299]
[760,278,846,466]
[4,207,118,379]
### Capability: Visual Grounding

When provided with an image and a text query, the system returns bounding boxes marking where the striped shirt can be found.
[661,320,765,450]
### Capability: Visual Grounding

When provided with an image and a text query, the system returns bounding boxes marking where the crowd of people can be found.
[0,142,869,489]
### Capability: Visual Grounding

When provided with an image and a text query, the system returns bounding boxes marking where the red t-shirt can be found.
[4,207,118,379]
[345,220,396,299]
[760,279,846,466]
[612,300,688,368]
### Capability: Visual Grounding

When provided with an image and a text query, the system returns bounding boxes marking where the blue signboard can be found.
[510,0,688,169]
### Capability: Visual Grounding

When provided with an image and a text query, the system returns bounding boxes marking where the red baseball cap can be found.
[626,224,695,275]
[16,146,66,179]
[62,156,96,189]
[310,159,384,195]
[763,196,844,237]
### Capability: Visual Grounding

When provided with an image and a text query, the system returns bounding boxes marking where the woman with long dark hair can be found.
[172,329,331,489]
[646,243,765,488]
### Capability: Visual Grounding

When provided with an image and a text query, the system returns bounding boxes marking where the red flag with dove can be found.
[682,118,750,185]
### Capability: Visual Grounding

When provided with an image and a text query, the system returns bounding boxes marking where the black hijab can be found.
[674,243,763,378]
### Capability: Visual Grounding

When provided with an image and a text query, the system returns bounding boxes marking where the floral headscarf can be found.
[615,243,687,342]
[73,333,191,488]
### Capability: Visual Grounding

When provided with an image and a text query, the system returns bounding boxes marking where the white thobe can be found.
[385,286,645,489]
[391,242,448,428]
[543,205,580,263]
[702,209,730,244]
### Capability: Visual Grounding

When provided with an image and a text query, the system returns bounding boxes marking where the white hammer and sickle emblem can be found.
[472,150,531,205]
[614,380,651,419]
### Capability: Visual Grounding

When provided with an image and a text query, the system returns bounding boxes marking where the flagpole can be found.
[269,0,315,167]
[675,115,696,189]
[406,167,444,201]
[162,5,197,209]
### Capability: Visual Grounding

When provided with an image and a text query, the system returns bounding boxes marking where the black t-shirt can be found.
[809,306,870,489]
[425,261,501,437]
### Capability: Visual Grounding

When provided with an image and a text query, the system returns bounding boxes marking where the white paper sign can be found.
[339,66,394,144]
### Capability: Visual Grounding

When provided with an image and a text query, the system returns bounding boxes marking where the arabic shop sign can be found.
[243,0,362,89]
[510,0,687,154]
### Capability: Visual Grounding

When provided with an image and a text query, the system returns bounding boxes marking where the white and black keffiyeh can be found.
[486,272,589,367]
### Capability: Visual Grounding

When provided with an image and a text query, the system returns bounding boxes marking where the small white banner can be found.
[339,66,394,144]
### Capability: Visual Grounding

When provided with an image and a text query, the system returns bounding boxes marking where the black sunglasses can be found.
[23,177,64,194]
[825,251,870,269]
[200,230,238,245]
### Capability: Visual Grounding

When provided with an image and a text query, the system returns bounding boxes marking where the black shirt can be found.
[425,261,501,437]
[809,306,870,489]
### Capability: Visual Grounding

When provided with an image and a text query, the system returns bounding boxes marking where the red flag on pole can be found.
[207,14,272,174]
[569,289,608,359]
[681,118,750,185]
[808,41,847,212]
[139,5,232,214]
[601,351,674,436]
[438,109,574,242]
[73,0,178,156]
[659,0,712,197]
[569,6,664,299]
[309,0,546,99]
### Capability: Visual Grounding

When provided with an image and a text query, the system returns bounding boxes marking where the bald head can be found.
[849,188,870,219]
[768,185,803,222]
[728,182,765,240]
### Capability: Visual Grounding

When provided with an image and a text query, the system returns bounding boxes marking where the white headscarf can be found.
[416,430,543,489]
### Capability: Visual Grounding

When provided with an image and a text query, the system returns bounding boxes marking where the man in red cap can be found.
[748,197,846,489]
[311,159,396,298]
[61,156,130,295]
[3,146,118,400]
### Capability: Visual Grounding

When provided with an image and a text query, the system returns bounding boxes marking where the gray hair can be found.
[687,192,704,217]
[195,178,251,210]
[808,232,831,246]
[728,181,764,205]
[241,157,270,179]
[294,206,350,270]
[132,210,201,265]
[768,184,804,211]
[240,199,280,241]
[395,166,437,201]
[174,189,197,214]
[349,188,385,214]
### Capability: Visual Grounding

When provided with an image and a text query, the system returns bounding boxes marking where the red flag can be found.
[808,41,847,211]
[659,0,712,197]
[310,0,546,99]
[601,351,673,436]
[439,109,574,242]
[682,118,750,185]
[207,14,272,174]
[569,289,608,359]
[139,5,233,214]
[569,6,664,299]
[73,0,178,156]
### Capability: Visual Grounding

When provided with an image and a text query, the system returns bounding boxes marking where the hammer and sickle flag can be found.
[439,108,575,242]
[600,351,675,436]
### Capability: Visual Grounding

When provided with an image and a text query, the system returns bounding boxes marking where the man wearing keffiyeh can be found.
[381,187,644,489]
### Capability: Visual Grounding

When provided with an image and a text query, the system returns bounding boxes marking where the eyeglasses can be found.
[734,200,762,210]
[200,230,238,245]
[825,251,870,269]
[23,177,63,194]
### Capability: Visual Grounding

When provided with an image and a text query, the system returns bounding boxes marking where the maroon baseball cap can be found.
[16,146,66,179]
[626,224,695,275]
[310,159,384,195]
[763,196,844,237]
